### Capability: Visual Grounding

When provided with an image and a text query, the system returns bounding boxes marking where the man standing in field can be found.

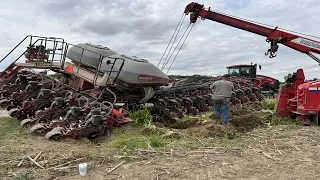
[210,74,234,125]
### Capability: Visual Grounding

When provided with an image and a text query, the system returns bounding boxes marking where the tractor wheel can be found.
[24,95,37,101]
[30,123,46,134]
[9,109,27,120]
[262,84,272,91]
[20,119,34,127]
[36,103,51,110]
[261,84,274,98]
[17,114,28,121]
[2,93,11,98]
[51,127,65,133]
[51,112,66,120]
[87,130,102,140]
[9,108,20,119]
[7,105,15,111]
[310,114,319,126]
[45,130,62,140]
[0,99,8,108]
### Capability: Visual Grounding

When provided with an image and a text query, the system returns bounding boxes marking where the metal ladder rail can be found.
[0,35,29,63]
[57,42,125,86]
[9,35,65,63]
[29,38,66,69]
[62,42,123,79]
[92,57,124,86]
[49,38,65,67]
[105,58,125,86]
[0,38,42,78]
[0,35,66,68]
[42,38,65,69]
[60,42,69,70]
[93,55,104,86]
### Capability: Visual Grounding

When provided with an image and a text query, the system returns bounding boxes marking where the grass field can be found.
[1,99,320,180]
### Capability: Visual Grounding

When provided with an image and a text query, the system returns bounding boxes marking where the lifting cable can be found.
[160,16,186,71]
[161,23,192,71]
[160,16,187,71]
[166,23,195,74]
[157,13,186,68]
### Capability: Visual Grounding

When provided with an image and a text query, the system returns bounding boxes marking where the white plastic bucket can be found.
[78,162,88,176]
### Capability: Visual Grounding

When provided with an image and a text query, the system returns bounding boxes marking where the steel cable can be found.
[157,13,186,68]
[160,15,187,70]
[166,23,195,74]
[161,23,192,71]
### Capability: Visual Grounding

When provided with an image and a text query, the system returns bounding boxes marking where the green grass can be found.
[129,108,153,127]
[184,111,213,122]
[261,99,276,110]
[260,99,303,127]
[100,126,178,152]
[14,172,32,180]
[270,115,302,126]
[0,117,28,139]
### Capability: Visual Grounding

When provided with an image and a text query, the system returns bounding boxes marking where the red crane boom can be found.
[184,2,320,64]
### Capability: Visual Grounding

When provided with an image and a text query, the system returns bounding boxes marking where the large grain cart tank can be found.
[66,43,169,87]
[100,54,169,86]
[66,43,118,68]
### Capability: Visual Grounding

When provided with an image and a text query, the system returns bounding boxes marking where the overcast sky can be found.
[0,0,320,81]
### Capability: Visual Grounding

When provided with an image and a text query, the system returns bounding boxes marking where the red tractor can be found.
[226,64,280,95]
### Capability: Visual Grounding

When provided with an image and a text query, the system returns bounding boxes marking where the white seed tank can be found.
[66,43,118,68]
[100,54,169,85]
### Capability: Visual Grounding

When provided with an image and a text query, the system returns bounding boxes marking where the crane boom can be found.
[184,2,320,64]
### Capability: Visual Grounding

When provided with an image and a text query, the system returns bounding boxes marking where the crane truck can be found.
[184,2,320,124]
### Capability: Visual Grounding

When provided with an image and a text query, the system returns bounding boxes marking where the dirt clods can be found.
[169,118,201,129]
[230,112,262,132]
[165,102,268,138]
[180,123,237,138]
[141,124,166,135]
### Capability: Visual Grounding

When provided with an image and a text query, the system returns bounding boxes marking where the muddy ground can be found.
[1,103,320,180]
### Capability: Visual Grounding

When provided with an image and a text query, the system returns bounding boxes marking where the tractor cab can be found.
[226,63,261,79]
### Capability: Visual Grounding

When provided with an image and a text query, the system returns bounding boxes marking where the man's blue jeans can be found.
[213,98,230,124]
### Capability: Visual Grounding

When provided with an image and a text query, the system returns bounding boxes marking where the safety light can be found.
[66,65,73,73]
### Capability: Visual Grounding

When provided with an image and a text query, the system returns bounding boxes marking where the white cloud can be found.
[0,0,320,81]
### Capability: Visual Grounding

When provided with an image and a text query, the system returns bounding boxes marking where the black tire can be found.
[310,114,319,126]
[51,112,66,120]
[0,100,8,108]
[7,105,14,111]
[87,131,101,140]
[25,95,37,101]
[9,109,19,118]
[36,103,51,110]
[2,93,10,98]
[262,84,272,91]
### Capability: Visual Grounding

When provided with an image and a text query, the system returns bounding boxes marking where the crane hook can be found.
[265,40,279,58]
[265,49,277,58]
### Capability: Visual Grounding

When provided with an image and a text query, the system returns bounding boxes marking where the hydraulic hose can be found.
[78,96,89,108]
[100,101,113,116]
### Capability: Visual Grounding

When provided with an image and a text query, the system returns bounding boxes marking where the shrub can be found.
[129,108,153,127]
